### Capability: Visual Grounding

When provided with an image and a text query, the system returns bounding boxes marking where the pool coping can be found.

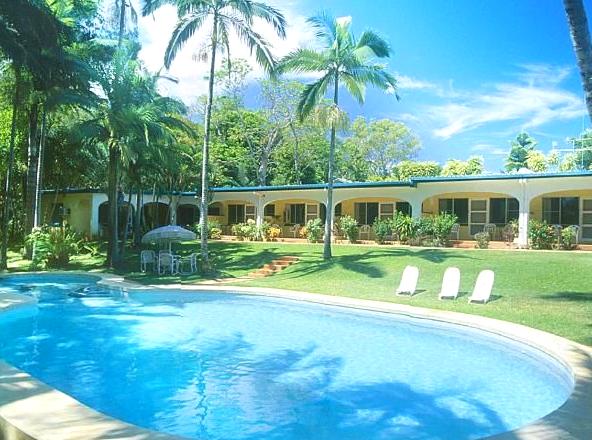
[1,271,591,440]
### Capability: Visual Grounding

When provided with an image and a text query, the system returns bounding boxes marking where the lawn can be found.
[6,241,592,346]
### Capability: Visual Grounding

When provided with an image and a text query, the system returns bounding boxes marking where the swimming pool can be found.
[0,274,574,440]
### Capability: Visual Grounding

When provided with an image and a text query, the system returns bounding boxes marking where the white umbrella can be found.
[142,225,197,252]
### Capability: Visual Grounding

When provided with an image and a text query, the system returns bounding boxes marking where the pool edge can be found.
[1,270,590,440]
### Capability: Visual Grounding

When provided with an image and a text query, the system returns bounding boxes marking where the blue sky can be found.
[138,0,592,171]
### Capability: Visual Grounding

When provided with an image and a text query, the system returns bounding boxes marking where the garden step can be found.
[247,256,299,278]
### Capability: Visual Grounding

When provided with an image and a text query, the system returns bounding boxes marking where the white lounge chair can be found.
[439,267,461,300]
[468,270,495,304]
[140,250,156,273]
[396,265,419,296]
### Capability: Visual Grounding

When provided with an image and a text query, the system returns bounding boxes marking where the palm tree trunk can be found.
[107,144,121,267]
[0,67,21,270]
[33,106,47,229]
[120,189,133,259]
[134,187,142,247]
[289,121,301,184]
[25,102,40,236]
[199,15,219,270]
[564,0,592,123]
[117,0,126,46]
[323,74,339,260]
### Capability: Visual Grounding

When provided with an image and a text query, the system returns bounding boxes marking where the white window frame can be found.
[469,199,488,236]
[379,203,394,220]
[581,198,592,242]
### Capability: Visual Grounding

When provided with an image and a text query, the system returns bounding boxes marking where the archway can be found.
[98,201,135,238]
[142,202,169,230]
[176,204,200,227]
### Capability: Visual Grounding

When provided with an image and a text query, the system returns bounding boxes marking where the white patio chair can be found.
[569,225,581,244]
[450,223,460,240]
[179,253,198,275]
[359,224,371,240]
[291,224,301,238]
[140,250,156,273]
[468,270,495,304]
[158,252,179,275]
[439,267,461,300]
[395,265,420,296]
[483,223,497,240]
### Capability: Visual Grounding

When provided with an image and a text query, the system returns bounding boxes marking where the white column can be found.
[410,199,423,219]
[255,196,264,227]
[90,193,106,238]
[517,179,529,248]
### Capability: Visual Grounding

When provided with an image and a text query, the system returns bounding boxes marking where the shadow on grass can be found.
[542,291,592,303]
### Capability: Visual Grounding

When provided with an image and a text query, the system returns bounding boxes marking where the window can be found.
[264,204,275,217]
[354,202,379,225]
[582,199,592,240]
[379,203,394,220]
[543,197,579,226]
[438,198,468,225]
[208,203,221,216]
[469,199,487,235]
[334,203,342,217]
[228,204,245,224]
[489,198,519,226]
[396,202,411,217]
[286,204,305,225]
[245,205,256,221]
[50,203,64,226]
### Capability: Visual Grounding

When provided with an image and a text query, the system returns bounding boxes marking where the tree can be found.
[525,150,549,172]
[277,13,397,259]
[0,0,76,270]
[505,132,537,172]
[392,160,441,181]
[343,117,419,179]
[143,0,286,269]
[564,0,592,123]
[442,156,484,176]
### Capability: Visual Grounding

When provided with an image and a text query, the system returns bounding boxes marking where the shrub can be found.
[372,218,392,244]
[305,218,324,243]
[391,213,414,243]
[193,219,222,240]
[339,215,359,243]
[266,224,281,241]
[231,220,258,241]
[474,232,490,249]
[257,221,271,241]
[528,219,555,250]
[559,226,578,250]
[431,213,457,246]
[25,226,81,269]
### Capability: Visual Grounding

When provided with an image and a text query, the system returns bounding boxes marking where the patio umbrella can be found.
[141,225,197,252]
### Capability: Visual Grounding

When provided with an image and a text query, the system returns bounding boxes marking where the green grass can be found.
[6,241,592,345]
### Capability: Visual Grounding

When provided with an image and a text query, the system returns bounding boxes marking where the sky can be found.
[136,0,592,172]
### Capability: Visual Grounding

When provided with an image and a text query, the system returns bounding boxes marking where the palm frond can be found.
[307,11,337,47]
[341,72,366,105]
[164,11,209,68]
[275,48,330,75]
[355,30,391,58]
[246,1,287,38]
[227,15,275,72]
[297,72,332,121]
[349,65,398,98]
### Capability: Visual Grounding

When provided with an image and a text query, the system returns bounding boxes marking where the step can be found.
[277,256,299,262]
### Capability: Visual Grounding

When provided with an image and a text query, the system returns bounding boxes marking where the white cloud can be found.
[135,0,315,103]
[426,65,585,139]
[471,144,507,156]
[396,74,438,91]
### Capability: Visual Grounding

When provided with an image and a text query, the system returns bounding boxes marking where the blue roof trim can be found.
[41,171,592,195]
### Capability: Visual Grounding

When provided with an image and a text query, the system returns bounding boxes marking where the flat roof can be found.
[41,170,592,195]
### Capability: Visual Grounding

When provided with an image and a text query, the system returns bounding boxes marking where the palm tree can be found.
[78,48,191,267]
[142,0,286,269]
[277,13,397,259]
[564,0,592,123]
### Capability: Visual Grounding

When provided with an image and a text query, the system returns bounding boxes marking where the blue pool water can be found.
[0,274,572,440]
